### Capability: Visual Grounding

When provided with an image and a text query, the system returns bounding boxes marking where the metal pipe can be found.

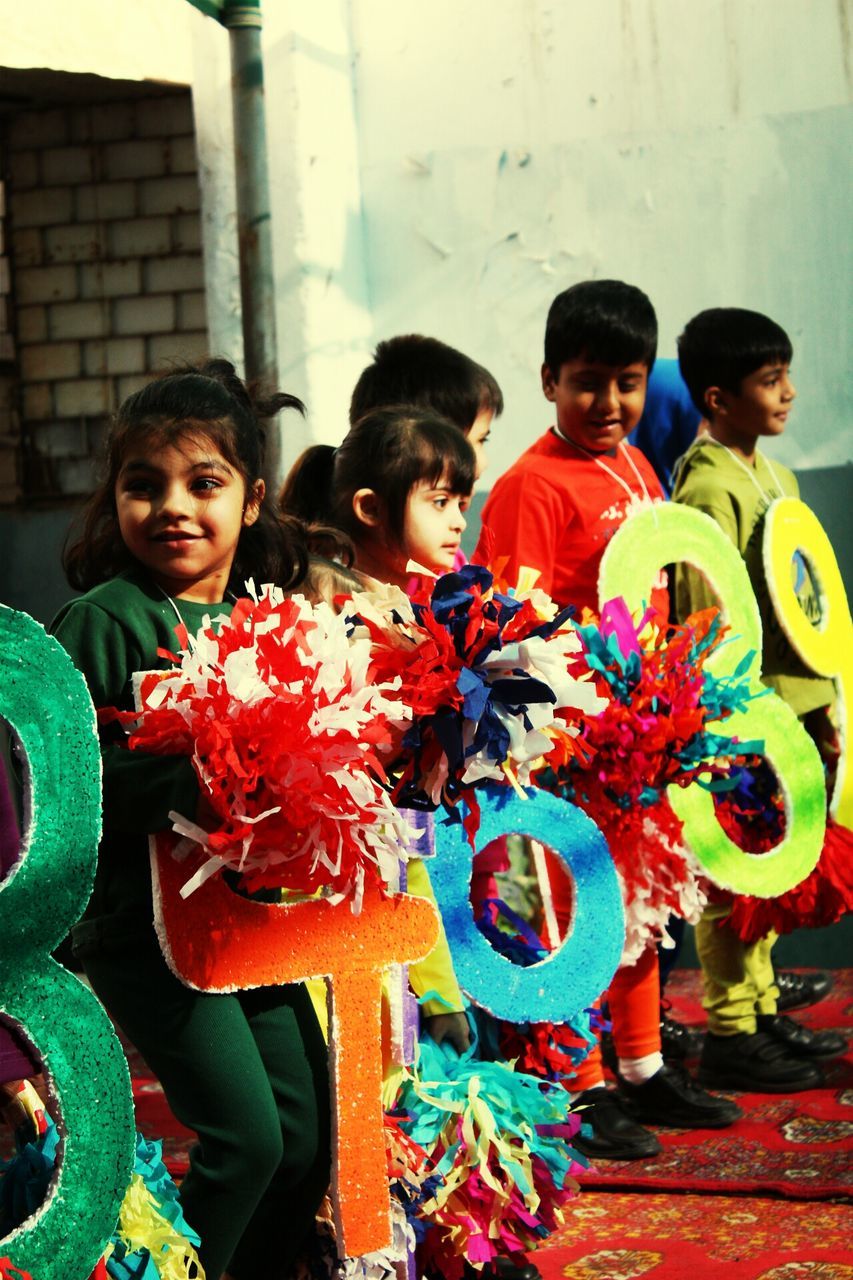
[224,0,282,486]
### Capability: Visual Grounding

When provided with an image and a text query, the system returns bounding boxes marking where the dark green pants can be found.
[83,934,330,1279]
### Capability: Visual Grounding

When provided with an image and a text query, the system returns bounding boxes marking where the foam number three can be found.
[0,607,134,1280]
[764,497,852,828]
[598,505,825,897]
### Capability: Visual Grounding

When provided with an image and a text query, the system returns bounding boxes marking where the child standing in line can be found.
[474,280,741,1160]
[281,407,475,1053]
[348,334,502,480]
[52,361,332,1280]
[673,307,846,1091]
[283,407,545,1280]
[345,333,512,916]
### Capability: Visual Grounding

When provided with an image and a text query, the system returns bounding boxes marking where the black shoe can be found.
[483,1259,543,1280]
[618,1063,741,1129]
[756,1013,847,1060]
[775,969,833,1012]
[660,1008,701,1062]
[699,1030,823,1092]
[573,1086,661,1160]
[464,1262,542,1280]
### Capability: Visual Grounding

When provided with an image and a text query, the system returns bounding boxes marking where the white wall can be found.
[4,0,851,484]
[1,0,201,82]
[346,0,853,482]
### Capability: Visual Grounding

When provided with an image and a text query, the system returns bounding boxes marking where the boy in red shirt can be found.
[476,280,740,1159]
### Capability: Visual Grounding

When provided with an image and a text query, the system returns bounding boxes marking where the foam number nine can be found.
[0,607,134,1280]
[598,504,825,897]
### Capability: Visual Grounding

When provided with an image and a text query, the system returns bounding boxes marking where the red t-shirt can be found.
[474,429,666,614]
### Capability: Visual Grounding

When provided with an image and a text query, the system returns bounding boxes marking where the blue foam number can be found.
[431,784,624,1023]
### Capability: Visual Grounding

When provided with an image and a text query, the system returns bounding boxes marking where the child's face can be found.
[115,433,262,602]
[541,356,648,453]
[403,476,469,573]
[466,407,494,479]
[714,361,796,440]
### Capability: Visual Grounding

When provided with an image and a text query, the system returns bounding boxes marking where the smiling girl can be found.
[52,360,332,1280]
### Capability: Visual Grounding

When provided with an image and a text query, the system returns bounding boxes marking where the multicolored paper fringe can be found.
[352,564,605,836]
[389,1032,585,1278]
[110,585,414,909]
[0,1120,201,1280]
[541,601,762,961]
[98,1134,202,1279]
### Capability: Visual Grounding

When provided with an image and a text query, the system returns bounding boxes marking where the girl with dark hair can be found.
[281,406,475,1052]
[280,405,475,590]
[52,360,331,1280]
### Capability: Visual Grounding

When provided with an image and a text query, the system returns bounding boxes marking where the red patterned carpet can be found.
[125,970,853,1276]
[577,967,853,1200]
[128,969,853,1197]
[537,1192,853,1279]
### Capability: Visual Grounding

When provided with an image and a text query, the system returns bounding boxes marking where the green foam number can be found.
[0,606,134,1278]
[598,504,825,897]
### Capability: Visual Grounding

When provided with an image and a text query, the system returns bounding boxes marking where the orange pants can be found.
[543,847,661,1090]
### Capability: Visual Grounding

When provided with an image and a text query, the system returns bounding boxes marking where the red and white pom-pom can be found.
[128,585,415,909]
[582,797,709,966]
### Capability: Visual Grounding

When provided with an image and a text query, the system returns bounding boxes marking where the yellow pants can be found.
[694,901,779,1036]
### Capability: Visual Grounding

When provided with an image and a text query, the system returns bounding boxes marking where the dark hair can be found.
[544,280,658,376]
[349,335,503,429]
[280,406,476,545]
[64,358,319,593]
[677,308,794,415]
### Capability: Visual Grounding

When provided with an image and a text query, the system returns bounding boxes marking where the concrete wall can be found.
[345,0,853,485]
[1,0,851,616]
[4,0,850,481]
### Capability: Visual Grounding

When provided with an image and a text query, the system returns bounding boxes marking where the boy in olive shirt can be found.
[674,307,845,1090]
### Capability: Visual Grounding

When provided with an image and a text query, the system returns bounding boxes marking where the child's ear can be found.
[352,488,382,529]
[242,479,265,527]
[541,362,558,402]
[705,386,729,418]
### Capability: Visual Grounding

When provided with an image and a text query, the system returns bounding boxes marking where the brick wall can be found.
[0,173,20,505]
[4,91,208,502]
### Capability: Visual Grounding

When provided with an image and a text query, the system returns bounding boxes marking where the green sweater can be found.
[51,568,233,951]
[672,437,834,716]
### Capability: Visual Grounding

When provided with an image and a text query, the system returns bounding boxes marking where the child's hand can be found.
[423,1011,471,1054]
[0,1077,48,1144]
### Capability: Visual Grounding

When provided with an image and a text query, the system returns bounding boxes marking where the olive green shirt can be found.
[672,438,834,716]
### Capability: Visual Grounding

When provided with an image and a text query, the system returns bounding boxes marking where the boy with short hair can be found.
[349,334,503,479]
[477,280,668,613]
[673,306,845,1090]
[476,280,740,1160]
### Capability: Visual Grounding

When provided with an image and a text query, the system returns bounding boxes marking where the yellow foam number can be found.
[598,504,825,897]
[764,497,852,828]
[0,607,135,1279]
